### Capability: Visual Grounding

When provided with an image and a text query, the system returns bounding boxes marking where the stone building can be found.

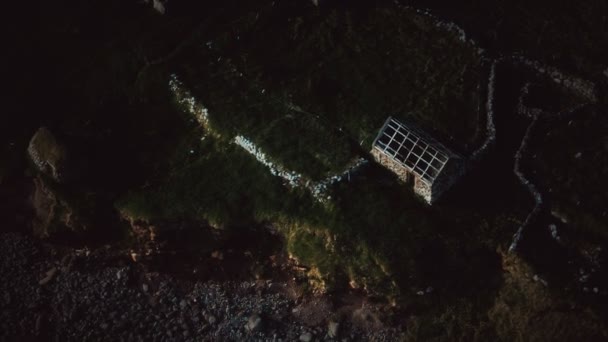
[371,117,465,204]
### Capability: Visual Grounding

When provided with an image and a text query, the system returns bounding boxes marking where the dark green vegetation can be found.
[4,0,608,340]
[120,0,497,298]
[174,1,483,181]
[413,0,608,77]
[528,108,608,240]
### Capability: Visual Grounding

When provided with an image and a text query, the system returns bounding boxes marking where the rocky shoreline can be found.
[0,232,403,341]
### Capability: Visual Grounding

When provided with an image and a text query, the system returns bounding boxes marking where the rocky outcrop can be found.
[27,127,67,183]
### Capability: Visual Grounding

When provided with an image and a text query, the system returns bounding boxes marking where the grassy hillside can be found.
[172,1,483,181]
[116,0,494,298]
[6,0,608,339]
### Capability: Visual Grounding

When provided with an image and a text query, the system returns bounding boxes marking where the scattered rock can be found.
[245,313,262,332]
[35,314,43,332]
[180,299,188,309]
[551,210,569,224]
[211,250,224,260]
[39,267,58,285]
[152,0,167,14]
[549,224,561,241]
[130,252,140,262]
[0,232,407,341]
[300,331,313,342]
[328,321,339,338]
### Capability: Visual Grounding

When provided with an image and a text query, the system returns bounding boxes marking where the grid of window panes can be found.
[374,118,449,184]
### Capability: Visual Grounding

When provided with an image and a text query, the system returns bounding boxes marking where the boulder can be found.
[245,313,262,332]
[300,332,313,342]
[152,0,167,14]
[211,250,224,260]
[28,127,67,183]
[328,321,339,338]
[38,267,58,285]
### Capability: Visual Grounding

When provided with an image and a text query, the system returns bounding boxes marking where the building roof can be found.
[372,117,457,185]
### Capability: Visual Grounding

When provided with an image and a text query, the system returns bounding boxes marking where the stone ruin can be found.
[371,117,465,204]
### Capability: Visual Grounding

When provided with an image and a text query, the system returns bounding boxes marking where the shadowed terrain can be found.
[2,0,608,340]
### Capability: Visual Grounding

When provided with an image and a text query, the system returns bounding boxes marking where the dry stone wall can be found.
[370,148,410,183]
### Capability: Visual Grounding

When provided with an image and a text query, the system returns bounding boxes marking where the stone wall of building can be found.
[372,147,464,205]
[372,147,435,203]
[413,178,433,204]
[371,148,410,183]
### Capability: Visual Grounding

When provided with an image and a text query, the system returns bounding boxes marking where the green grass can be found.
[171,2,483,181]
[172,52,356,180]
[116,0,509,295]
[118,110,518,300]
[29,0,503,303]
[244,5,483,151]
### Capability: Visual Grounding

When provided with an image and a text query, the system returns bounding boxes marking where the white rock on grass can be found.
[300,332,313,342]
[328,321,339,338]
[245,314,262,332]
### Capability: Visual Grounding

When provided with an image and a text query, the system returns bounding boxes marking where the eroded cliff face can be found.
[30,176,85,238]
